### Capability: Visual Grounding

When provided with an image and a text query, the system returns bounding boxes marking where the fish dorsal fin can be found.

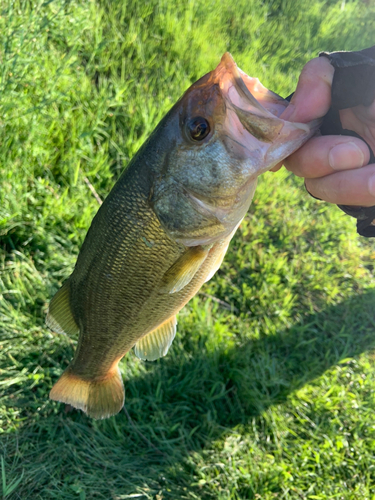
[134,316,177,361]
[46,281,79,336]
[159,246,209,294]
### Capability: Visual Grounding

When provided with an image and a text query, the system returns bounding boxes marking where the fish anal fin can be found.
[46,281,79,336]
[50,363,125,419]
[159,246,209,294]
[134,316,177,361]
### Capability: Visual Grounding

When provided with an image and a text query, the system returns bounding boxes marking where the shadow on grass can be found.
[2,290,375,498]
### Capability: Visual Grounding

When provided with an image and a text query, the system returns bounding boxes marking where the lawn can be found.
[1,0,375,498]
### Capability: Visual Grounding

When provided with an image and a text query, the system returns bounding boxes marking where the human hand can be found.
[274,57,375,207]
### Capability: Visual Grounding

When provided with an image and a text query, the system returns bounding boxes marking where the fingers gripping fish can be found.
[46,53,320,419]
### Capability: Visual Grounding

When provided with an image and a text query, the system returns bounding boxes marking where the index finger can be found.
[280,57,335,123]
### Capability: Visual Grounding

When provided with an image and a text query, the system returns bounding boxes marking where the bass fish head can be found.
[149,53,320,246]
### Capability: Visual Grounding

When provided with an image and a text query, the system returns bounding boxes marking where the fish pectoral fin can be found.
[134,316,177,361]
[46,280,79,336]
[159,246,209,294]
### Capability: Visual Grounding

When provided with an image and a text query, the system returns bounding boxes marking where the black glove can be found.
[319,46,375,238]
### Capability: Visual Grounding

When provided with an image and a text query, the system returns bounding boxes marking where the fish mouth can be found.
[208,52,320,172]
[214,52,288,119]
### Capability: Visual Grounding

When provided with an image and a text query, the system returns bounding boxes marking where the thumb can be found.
[280,57,334,123]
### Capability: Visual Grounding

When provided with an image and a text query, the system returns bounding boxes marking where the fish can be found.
[46,53,320,419]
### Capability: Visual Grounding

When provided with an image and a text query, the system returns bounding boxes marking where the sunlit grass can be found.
[1,0,375,498]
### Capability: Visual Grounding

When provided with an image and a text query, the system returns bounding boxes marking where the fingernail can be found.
[369,175,375,197]
[329,142,365,170]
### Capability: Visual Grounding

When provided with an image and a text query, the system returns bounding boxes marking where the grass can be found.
[0,0,375,498]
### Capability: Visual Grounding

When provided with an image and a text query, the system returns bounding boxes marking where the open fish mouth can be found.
[209,52,320,172]
[214,52,291,119]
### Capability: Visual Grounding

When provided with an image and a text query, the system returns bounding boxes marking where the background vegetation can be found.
[0,0,375,498]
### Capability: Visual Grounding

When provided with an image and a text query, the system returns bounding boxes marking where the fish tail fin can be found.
[50,365,125,419]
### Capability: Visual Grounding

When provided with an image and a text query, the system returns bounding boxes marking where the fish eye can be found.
[186,117,211,141]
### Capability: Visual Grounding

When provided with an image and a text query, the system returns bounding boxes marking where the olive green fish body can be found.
[47,53,321,419]
[66,163,229,378]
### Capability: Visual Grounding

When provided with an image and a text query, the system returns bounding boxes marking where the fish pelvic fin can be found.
[159,246,209,294]
[204,243,229,284]
[50,364,125,420]
[204,220,241,283]
[46,281,79,336]
[134,315,177,361]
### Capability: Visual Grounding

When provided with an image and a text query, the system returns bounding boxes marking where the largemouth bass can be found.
[47,53,319,419]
